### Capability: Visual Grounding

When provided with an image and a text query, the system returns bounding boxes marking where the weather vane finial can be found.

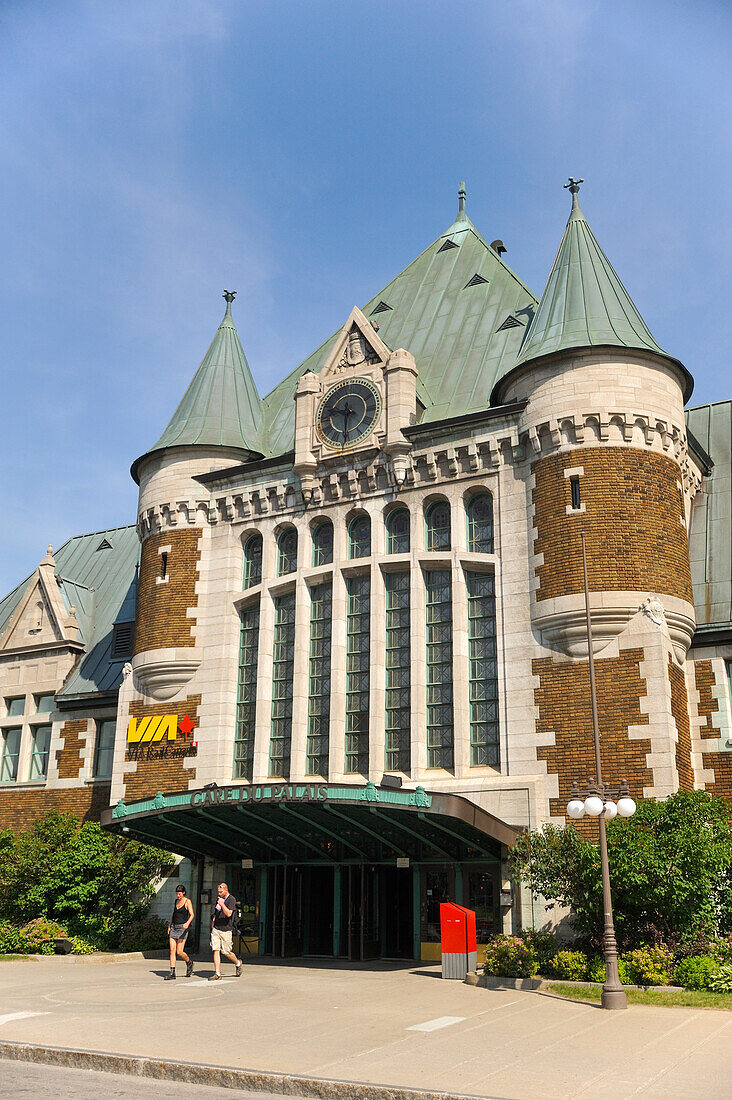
[223,289,237,305]
[458,180,466,214]
[564,176,584,196]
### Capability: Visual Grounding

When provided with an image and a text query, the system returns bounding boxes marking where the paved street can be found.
[0,954,730,1098]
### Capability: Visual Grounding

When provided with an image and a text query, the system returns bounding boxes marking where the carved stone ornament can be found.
[122,662,134,681]
[640,596,666,628]
[336,326,380,373]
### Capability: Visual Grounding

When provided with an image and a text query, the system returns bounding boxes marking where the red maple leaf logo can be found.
[178,714,195,739]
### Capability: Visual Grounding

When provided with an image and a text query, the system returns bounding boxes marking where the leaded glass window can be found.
[277,528,298,576]
[425,569,454,769]
[29,725,51,780]
[466,571,500,766]
[93,719,116,778]
[0,728,21,782]
[385,572,410,772]
[234,605,260,780]
[466,493,494,553]
[270,593,295,777]
[307,582,332,775]
[345,575,370,774]
[348,515,371,559]
[312,521,333,566]
[425,500,451,551]
[243,533,263,588]
[386,508,410,554]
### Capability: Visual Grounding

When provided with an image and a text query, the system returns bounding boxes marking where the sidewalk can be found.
[0,954,729,1098]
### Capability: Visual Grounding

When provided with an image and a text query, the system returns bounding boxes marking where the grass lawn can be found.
[0,954,36,962]
[543,982,732,1010]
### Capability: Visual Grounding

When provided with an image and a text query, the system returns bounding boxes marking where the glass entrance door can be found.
[265,865,303,957]
[341,864,379,960]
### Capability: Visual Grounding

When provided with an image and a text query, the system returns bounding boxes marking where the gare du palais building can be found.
[1,181,730,961]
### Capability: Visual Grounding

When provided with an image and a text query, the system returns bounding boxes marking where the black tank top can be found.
[171,900,187,927]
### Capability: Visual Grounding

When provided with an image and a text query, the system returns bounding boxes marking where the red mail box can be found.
[440,902,477,979]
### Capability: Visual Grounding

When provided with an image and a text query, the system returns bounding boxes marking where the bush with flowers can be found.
[548,949,587,981]
[621,944,673,986]
[482,934,539,978]
[17,917,69,954]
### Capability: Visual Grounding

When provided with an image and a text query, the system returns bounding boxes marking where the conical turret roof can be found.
[515,180,668,365]
[132,292,264,481]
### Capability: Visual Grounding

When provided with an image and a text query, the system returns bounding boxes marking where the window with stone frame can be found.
[269,593,295,777]
[466,492,494,553]
[348,515,371,559]
[425,569,454,769]
[306,581,332,776]
[28,724,51,781]
[234,605,260,780]
[386,508,410,554]
[384,571,410,772]
[276,528,298,577]
[0,728,21,782]
[93,719,116,778]
[425,500,451,552]
[466,571,500,766]
[243,533,263,588]
[345,574,370,774]
[312,520,334,566]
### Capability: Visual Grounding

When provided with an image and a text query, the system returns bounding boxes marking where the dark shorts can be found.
[169,927,188,942]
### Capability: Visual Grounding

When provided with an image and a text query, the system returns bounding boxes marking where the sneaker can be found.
[235,962,242,977]
[208,973,221,981]
[185,959,194,978]
[164,969,176,980]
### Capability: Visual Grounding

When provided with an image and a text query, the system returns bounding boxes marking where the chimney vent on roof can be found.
[490,240,507,256]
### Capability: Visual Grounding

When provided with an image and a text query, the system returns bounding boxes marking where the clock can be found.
[316,378,381,449]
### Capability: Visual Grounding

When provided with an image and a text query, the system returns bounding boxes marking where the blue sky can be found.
[1,0,730,593]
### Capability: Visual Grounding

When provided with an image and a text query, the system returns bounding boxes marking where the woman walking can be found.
[164,884,194,979]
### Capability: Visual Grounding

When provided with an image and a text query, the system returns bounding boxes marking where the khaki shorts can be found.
[211,927,233,954]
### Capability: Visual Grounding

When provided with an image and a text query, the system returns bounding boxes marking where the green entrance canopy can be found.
[101,781,518,864]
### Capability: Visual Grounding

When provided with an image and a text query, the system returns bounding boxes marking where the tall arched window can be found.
[312,520,333,566]
[386,508,410,554]
[425,500,451,552]
[277,527,298,576]
[348,514,371,559]
[466,493,494,553]
[243,533,263,588]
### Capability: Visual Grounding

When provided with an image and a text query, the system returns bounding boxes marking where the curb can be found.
[0,1039,493,1100]
[464,972,682,994]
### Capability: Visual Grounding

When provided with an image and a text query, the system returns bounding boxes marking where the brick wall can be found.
[532,447,693,603]
[0,782,111,833]
[55,719,88,780]
[123,695,200,802]
[695,660,732,800]
[668,657,694,791]
[134,529,201,654]
[534,647,652,819]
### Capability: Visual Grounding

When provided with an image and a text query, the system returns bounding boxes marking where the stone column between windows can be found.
[410,554,428,775]
[368,559,386,782]
[252,587,275,781]
[328,567,348,779]
[451,555,471,779]
[289,575,311,780]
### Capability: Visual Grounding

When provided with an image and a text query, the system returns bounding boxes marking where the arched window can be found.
[312,521,333,566]
[386,508,410,554]
[425,500,451,552]
[348,514,371,559]
[243,533,263,588]
[466,493,494,553]
[277,527,298,576]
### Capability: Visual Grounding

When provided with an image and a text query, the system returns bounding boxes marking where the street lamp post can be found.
[565,533,638,1010]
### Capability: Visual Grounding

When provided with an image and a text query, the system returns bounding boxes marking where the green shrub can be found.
[586,956,631,985]
[708,963,732,993]
[673,955,720,991]
[622,944,673,986]
[0,920,22,954]
[708,937,732,964]
[69,935,99,955]
[483,934,538,978]
[549,950,587,981]
[117,916,169,952]
[18,918,68,954]
[521,929,558,974]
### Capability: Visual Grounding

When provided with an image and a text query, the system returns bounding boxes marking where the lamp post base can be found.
[601,986,628,1010]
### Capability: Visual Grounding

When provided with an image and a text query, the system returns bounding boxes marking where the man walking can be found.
[209,881,242,980]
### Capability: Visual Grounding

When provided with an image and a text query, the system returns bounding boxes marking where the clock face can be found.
[316,379,381,449]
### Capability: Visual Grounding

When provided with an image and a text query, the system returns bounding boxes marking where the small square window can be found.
[29,725,51,781]
[6,697,25,718]
[1,728,22,782]
[34,693,54,714]
[93,719,116,779]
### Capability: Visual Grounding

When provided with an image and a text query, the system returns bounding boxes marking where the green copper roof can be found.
[512,180,667,369]
[261,187,538,456]
[134,293,263,478]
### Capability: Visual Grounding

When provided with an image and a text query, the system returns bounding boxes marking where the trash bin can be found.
[439,902,477,979]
